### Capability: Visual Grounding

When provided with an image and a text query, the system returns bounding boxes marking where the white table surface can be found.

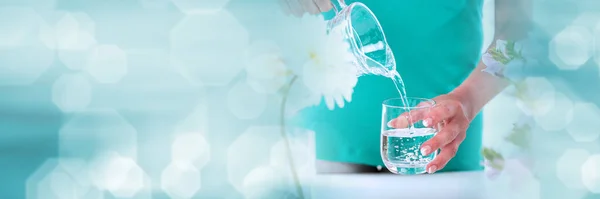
[311,171,490,199]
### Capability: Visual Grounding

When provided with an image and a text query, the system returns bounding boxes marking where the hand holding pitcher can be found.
[278,0,334,16]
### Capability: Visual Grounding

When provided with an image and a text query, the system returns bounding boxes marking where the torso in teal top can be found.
[297,0,485,172]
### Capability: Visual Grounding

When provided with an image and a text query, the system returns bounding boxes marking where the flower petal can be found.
[334,95,345,109]
[325,96,335,110]
[481,53,505,76]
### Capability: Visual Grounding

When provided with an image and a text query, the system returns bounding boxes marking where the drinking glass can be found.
[381,97,438,175]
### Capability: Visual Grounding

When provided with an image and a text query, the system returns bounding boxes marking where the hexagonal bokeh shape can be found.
[268,130,316,196]
[88,151,148,198]
[269,129,315,170]
[581,154,600,193]
[0,6,42,47]
[52,73,92,113]
[171,132,210,168]
[534,91,574,132]
[86,44,128,84]
[227,79,268,119]
[170,10,249,86]
[55,29,97,70]
[53,13,81,49]
[161,161,201,199]
[39,12,98,71]
[242,165,296,199]
[515,77,556,117]
[549,25,593,70]
[566,102,600,142]
[228,126,283,192]
[572,12,600,29]
[26,158,103,199]
[70,12,95,34]
[59,109,138,159]
[171,0,230,14]
[26,159,59,199]
[556,149,591,190]
[0,6,55,86]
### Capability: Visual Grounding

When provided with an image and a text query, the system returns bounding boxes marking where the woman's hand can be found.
[278,0,333,17]
[419,93,473,174]
[388,93,473,174]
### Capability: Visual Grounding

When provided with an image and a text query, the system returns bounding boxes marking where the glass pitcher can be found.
[327,0,396,77]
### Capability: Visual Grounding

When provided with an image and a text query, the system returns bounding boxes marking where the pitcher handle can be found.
[331,0,347,14]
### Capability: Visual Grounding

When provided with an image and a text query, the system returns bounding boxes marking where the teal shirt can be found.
[298,0,485,172]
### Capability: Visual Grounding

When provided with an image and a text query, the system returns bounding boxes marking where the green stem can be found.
[280,75,304,199]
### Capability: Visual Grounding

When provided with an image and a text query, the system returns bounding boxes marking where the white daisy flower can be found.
[288,14,358,110]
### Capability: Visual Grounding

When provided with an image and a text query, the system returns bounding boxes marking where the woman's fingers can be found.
[278,0,293,15]
[425,131,466,174]
[420,121,462,156]
[387,109,427,129]
[314,0,334,12]
[298,0,320,14]
[284,0,304,16]
[423,101,459,127]
[280,0,333,16]
[387,101,433,128]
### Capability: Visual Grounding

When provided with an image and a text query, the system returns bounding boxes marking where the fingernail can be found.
[421,146,431,156]
[423,118,432,127]
[428,166,437,174]
[387,119,395,128]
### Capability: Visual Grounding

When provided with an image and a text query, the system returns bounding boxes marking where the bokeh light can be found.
[0,6,43,46]
[0,6,55,85]
[88,151,146,196]
[45,12,98,71]
[51,73,92,113]
[227,79,268,119]
[227,126,283,193]
[52,13,81,49]
[549,25,593,70]
[160,161,201,199]
[171,132,210,168]
[533,91,574,132]
[556,149,591,190]
[86,44,128,84]
[515,77,556,117]
[59,109,138,159]
[581,154,600,193]
[566,102,600,142]
[268,129,316,198]
[169,10,249,86]
[241,165,297,199]
[26,158,103,199]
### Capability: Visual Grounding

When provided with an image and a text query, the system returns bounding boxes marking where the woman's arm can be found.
[450,0,533,121]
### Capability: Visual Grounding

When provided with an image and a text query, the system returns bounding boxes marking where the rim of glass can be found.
[345,2,394,65]
[382,97,436,109]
